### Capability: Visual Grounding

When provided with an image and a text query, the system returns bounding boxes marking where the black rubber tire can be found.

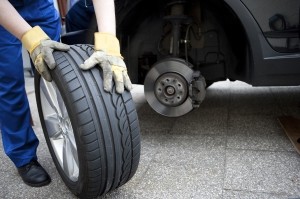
[34,44,141,198]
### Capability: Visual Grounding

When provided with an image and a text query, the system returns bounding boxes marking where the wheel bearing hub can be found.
[144,58,197,117]
[154,73,188,107]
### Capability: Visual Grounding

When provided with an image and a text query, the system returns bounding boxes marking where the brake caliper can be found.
[189,71,206,108]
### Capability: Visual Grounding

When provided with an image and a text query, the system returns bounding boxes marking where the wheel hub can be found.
[154,73,188,107]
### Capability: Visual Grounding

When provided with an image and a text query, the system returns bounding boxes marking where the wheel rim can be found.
[40,78,79,182]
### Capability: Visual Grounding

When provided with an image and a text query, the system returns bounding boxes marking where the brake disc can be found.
[144,58,194,117]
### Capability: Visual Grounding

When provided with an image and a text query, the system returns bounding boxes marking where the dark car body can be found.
[116,0,300,86]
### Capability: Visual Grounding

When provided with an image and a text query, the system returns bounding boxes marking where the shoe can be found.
[17,160,51,187]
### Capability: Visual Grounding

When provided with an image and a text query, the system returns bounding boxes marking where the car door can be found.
[226,0,300,86]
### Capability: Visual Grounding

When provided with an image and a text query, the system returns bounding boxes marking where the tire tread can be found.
[36,44,140,198]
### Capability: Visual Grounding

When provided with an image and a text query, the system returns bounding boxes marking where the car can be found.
[60,0,300,117]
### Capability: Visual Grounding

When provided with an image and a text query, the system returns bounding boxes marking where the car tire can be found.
[34,44,141,198]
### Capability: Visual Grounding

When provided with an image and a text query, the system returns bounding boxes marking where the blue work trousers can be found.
[65,0,95,32]
[0,0,61,168]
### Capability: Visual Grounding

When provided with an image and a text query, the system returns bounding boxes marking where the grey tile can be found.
[200,88,230,109]
[229,86,282,116]
[0,151,14,172]
[0,172,9,198]
[270,86,300,107]
[0,139,15,172]
[106,188,192,199]
[103,189,141,199]
[138,106,176,134]
[135,102,147,111]
[227,115,284,136]
[127,133,168,186]
[137,102,159,116]
[130,161,203,198]
[0,168,74,199]
[227,115,295,151]
[5,183,74,199]
[192,185,223,199]
[172,107,228,135]
[227,132,294,152]
[270,86,300,117]
[160,134,226,151]
[224,149,300,195]
[129,135,226,198]
[223,190,299,199]
[104,134,227,199]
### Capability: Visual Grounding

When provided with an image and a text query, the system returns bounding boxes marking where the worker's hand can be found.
[21,26,70,81]
[80,33,132,94]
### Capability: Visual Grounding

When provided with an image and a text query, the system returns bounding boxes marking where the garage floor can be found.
[0,75,300,199]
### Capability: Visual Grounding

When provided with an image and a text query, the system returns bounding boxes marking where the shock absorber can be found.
[164,0,192,57]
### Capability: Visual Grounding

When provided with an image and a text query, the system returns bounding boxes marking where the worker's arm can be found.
[80,0,132,94]
[0,0,31,39]
[0,0,69,81]
[92,0,116,35]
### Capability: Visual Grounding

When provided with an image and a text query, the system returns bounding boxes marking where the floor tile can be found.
[224,149,300,195]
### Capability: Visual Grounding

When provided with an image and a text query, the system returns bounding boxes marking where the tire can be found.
[34,44,141,198]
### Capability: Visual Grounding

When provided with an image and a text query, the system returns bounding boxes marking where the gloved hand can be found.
[80,32,132,94]
[21,26,70,81]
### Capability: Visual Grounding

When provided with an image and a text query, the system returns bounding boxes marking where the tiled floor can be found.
[0,77,300,199]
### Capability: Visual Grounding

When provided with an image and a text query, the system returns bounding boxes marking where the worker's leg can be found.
[0,0,61,168]
[65,0,95,32]
[0,27,39,168]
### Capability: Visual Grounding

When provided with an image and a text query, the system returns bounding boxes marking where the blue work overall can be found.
[0,0,61,167]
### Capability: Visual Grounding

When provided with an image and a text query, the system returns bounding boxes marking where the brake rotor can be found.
[144,58,194,117]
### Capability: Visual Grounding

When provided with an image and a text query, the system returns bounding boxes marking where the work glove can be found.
[80,32,132,94]
[21,26,70,81]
